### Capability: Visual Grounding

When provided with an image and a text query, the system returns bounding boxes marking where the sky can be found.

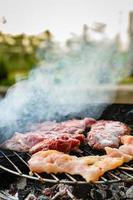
[0,0,133,42]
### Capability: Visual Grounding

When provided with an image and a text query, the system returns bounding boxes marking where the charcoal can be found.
[109,183,127,199]
[126,185,133,199]
[90,188,106,200]
[18,187,34,200]
[105,189,113,199]
[43,187,54,197]
[37,195,50,200]
[25,193,36,200]
[17,178,27,190]
[0,174,132,200]
[0,173,17,189]
[9,183,17,196]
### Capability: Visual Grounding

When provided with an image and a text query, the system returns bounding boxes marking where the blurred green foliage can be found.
[0,30,133,87]
[0,31,51,86]
[120,76,133,84]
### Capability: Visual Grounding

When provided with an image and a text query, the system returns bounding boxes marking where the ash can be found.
[0,177,133,200]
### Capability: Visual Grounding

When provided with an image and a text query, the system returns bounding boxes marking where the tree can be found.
[0,60,7,81]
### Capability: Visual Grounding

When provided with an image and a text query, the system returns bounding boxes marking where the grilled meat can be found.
[28,150,123,182]
[121,135,133,145]
[28,135,133,183]
[88,120,130,150]
[0,117,95,153]
[28,150,101,180]
[105,135,133,162]
[86,156,124,182]
[105,147,133,162]
[0,131,85,153]
[29,133,85,154]
[30,118,96,134]
[0,132,45,152]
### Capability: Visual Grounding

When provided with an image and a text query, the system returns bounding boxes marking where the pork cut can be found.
[0,117,95,153]
[88,120,130,150]
[0,131,85,153]
[30,117,96,134]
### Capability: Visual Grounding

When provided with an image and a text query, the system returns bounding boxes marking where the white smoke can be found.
[0,36,130,142]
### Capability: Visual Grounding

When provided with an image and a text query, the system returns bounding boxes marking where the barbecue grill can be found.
[0,103,133,200]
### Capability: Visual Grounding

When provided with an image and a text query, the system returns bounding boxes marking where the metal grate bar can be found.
[13,151,29,167]
[107,172,121,180]
[120,170,133,178]
[119,166,133,171]
[65,173,77,183]
[51,192,61,200]
[0,151,22,175]
[13,151,46,181]
[51,174,59,181]
[67,189,77,200]
[0,164,22,176]
[33,172,45,182]
[100,176,108,182]
[0,191,18,200]
[119,164,133,171]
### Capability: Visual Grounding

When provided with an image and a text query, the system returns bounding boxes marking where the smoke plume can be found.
[0,36,130,142]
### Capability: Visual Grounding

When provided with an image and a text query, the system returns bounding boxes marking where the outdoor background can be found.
[0,0,133,103]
